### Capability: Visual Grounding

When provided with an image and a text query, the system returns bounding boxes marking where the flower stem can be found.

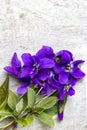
[36,87,43,96]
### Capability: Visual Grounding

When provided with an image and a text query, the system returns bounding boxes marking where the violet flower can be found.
[4,46,85,98]
[4,46,86,121]
[4,53,21,76]
[54,50,85,85]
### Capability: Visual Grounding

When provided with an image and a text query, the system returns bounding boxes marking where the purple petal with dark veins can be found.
[72,68,86,78]
[39,58,55,68]
[59,71,69,84]
[68,87,75,96]
[17,83,29,94]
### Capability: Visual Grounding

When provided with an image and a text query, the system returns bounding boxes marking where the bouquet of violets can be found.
[0,46,85,129]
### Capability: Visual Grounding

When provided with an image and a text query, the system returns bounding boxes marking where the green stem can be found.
[19,94,25,100]
[3,121,16,130]
[36,87,43,96]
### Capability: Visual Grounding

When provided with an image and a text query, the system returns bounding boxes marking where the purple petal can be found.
[69,76,77,86]
[73,60,85,67]
[41,82,52,95]
[72,68,86,78]
[36,48,45,59]
[28,68,37,78]
[18,67,31,78]
[56,50,73,63]
[4,66,18,76]
[21,53,34,67]
[19,77,31,83]
[59,71,69,84]
[68,87,75,96]
[49,77,60,90]
[32,78,42,86]
[59,90,66,100]
[11,53,21,70]
[58,112,63,120]
[39,58,55,68]
[54,63,63,74]
[38,69,50,81]
[17,84,29,94]
[42,46,54,58]
[36,46,54,59]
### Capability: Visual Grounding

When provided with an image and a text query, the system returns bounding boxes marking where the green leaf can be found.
[36,112,54,126]
[27,88,36,108]
[25,114,34,126]
[34,107,44,114]
[36,96,58,110]
[8,90,18,110]
[0,111,14,118]
[17,115,34,127]
[15,95,28,115]
[17,118,28,127]
[16,98,24,113]
[59,96,67,113]
[22,94,28,111]
[45,104,58,116]
[0,76,9,110]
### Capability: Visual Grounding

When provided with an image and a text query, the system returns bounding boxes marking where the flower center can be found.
[33,63,39,68]
[65,84,69,91]
[65,65,71,70]
[55,56,61,62]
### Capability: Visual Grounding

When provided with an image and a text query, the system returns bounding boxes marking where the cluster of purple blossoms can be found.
[4,46,85,120]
